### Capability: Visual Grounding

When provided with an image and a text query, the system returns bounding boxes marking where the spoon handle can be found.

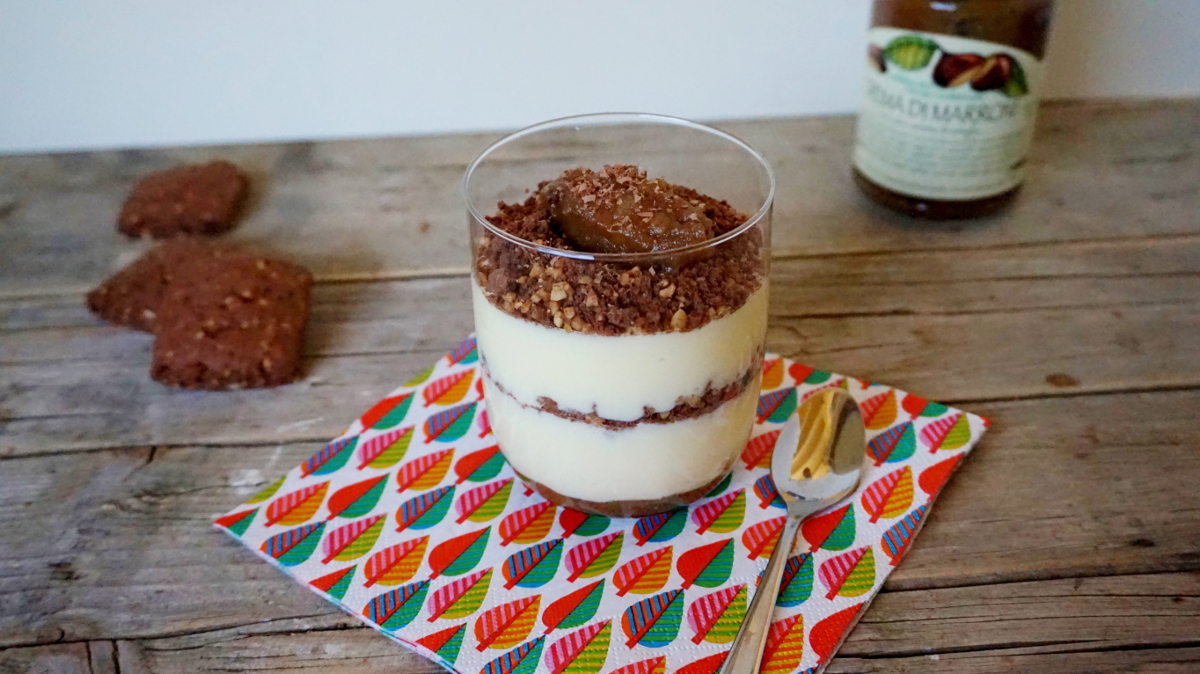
[717,512,803,674]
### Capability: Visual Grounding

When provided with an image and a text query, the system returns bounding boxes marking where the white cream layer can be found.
[483,375,760,502]
[471,279,768,422]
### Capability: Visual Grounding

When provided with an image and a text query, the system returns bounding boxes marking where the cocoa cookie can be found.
[150,247,312,390]
[86,238,216,332]
[118,161,248,238]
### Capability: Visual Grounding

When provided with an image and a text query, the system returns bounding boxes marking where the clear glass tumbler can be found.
[464,113,774,517]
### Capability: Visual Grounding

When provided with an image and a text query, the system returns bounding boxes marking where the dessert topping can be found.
[543,165,715,254]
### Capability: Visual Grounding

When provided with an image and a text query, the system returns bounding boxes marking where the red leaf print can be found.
[810,603,863,663]
[742,516,786,559]
[742,430,781,470]
[919,454,963,498]
[612,547,672,596]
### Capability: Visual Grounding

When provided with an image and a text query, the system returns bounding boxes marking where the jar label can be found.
[853,27,1043,202]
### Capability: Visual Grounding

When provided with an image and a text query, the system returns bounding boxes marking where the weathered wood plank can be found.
[771,301,1200,404]
[828,646,1200,673]
[0,351,452,458]
[1,100,1195,296]
[113,636,1200,674]
[2,101,1197,673]
[87,642,117,674]
[4,299,1197,456]
[2,390,1196,647]
[892,390,1200,589]
[769,235,1200,318]
[103,574,1200,672]
[5,235,1199,359]
[3,234,1198,456]
[116,623,441,674]
[844,573,1200,657]
[0,273,475,364]
[0,443,349,648]
[0,642,91,674]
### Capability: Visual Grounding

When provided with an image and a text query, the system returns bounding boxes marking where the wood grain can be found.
[6,235,1198,359]
[893,390,1200,589]
[83,574,1200,672]
[0,101,1195,297]
[2,390,1197,649]
[117,623,441,674]
[828,647,1200,673]
[87,642,118,674]
[0,443,349,648]
[3,100,1199,672]
[846,573,1200,657]
[0,643,92,674]
[3,234,1198,457]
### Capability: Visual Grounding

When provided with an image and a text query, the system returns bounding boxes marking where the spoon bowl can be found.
[718,388,867,674]
[772,388,867,509]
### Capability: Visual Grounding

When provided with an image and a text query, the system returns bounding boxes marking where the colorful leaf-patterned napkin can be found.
[216,335,988,674]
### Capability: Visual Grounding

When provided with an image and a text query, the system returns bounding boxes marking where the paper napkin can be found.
[216,335,987,674]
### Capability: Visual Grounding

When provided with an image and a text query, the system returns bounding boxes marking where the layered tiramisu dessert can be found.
[471,164,769,517]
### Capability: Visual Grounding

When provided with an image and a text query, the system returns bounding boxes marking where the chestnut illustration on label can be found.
[933,52,1020,93]
[970,55,1013,91]
[873,34,1030,98]
[932,53,987,88]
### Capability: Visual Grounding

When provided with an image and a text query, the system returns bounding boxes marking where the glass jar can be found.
[853,0,1056,218]
[464,113,775,517]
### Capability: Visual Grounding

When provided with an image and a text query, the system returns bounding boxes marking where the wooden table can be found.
[2,99,1198,674]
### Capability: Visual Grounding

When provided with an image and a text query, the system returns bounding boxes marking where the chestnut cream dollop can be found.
[543,165,715,255]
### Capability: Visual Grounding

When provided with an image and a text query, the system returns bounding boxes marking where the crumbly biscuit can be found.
[117,161,248,238]
[86,238,215,332]
[150,247,311,390]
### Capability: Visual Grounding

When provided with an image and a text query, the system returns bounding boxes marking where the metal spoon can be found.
[718,388,867,674]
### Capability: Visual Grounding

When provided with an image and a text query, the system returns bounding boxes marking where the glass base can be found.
[853,168,1021,219]
[513,468,732,518]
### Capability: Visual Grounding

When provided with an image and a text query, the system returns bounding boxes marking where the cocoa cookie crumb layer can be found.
[486,351,763,429]
[118,161,248,239]
[150,247,312,390]
[515,469,733,518]
[476,165,764,336]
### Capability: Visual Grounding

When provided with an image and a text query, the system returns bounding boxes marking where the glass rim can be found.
[462,112,776,263]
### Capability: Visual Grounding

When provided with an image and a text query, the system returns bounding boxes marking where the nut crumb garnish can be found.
[477,164,762,335]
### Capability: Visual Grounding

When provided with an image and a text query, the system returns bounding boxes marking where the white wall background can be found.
[1,0,1198,155]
